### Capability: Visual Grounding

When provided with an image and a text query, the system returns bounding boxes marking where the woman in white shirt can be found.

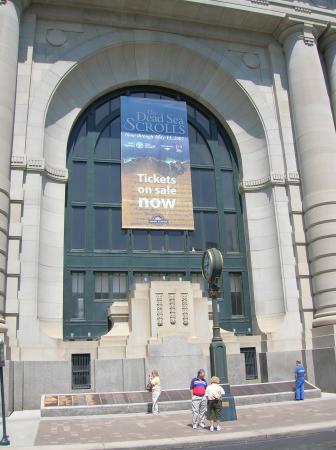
[150,369,161,414]
[205,376,225,431]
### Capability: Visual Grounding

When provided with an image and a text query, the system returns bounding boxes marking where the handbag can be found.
[146,381,152,392]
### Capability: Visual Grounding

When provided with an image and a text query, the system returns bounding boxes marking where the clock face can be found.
[202,252,211,281]
[202,248,224,283]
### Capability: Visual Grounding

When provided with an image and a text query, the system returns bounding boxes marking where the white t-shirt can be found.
[205,383,224,400]
[151,376,161,391]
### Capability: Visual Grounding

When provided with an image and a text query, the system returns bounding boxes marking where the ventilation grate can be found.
[71,353,91,389]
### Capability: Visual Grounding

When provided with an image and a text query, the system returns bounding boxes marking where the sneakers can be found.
[216,425,221,431]
[199,422,205,429]
[210,425,214,432]
[192,424,198,429]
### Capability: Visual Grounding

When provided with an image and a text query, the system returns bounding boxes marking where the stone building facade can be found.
[2,0,336,410]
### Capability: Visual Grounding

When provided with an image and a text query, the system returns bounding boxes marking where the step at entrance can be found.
[41,381,321,417]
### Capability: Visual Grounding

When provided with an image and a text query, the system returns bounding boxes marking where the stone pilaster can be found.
[0,0,21,331]
[279,22,336,328]
[320,26,336,124]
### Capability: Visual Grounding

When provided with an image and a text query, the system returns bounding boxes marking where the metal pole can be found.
[210,283,222,341]
[208,281,237,421]
[0,367,9,446]
[209,282,228,384]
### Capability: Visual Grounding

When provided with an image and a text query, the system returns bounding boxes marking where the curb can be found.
[10,420,336,450]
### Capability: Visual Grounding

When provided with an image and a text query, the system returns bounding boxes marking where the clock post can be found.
[208,282,228,385]
[202,248,237,421]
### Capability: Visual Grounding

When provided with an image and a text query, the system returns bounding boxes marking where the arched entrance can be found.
[64,86,251,340]
[36,35,293,343]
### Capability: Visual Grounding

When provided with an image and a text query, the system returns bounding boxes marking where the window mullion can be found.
[86,113,98,252]
[233,161,245,256]
[108,208,112,250]
[222,271,231,320]
[108,273,112,299]
[210,140,225,253]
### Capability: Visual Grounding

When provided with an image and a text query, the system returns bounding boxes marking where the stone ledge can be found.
[40,381,321,417]
[11,156,68,182]
[240,172,300,191]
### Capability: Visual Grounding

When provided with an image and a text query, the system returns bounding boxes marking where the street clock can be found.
[201,248,224,284]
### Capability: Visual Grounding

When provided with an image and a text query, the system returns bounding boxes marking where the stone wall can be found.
[8,8,303,361]
[5,0,336,401]
[7,354,247,411]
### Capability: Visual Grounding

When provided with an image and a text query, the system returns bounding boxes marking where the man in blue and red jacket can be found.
[190,369,208,429]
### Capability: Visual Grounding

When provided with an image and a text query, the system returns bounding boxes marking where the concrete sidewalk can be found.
[5,393,336,449]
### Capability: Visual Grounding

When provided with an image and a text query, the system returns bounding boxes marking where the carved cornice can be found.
[240,172,300,191]
[250,0,269,5]
[294,1,313,14]
[275,20,321,46]
[11,156,68,182]
[295,7,312,14]
[23,0,336,40]
[11,155,26,168]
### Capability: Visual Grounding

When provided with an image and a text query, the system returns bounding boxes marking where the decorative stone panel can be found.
[156,294,163,327]
[181,294,189,326]
[168,294,176,325]
[149,282,195,338]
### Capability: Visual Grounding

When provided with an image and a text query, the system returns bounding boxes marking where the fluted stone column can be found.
[321,27,336,124]
[0,0,21,331]
[279,22,336,327]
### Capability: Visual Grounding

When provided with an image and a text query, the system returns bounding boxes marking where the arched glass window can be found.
[64,87,251,340]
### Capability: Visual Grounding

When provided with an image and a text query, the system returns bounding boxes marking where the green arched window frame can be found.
[64,87,252,340]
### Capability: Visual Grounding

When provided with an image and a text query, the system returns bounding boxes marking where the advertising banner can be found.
[120,96,194,230]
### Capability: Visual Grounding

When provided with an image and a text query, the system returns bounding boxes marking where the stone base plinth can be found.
[311,325,336,393]
[40,381,321,417]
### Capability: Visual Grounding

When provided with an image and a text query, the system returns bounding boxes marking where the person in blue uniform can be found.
[295,360,305,400]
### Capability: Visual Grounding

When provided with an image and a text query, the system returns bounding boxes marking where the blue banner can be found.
[121,96,194,229]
